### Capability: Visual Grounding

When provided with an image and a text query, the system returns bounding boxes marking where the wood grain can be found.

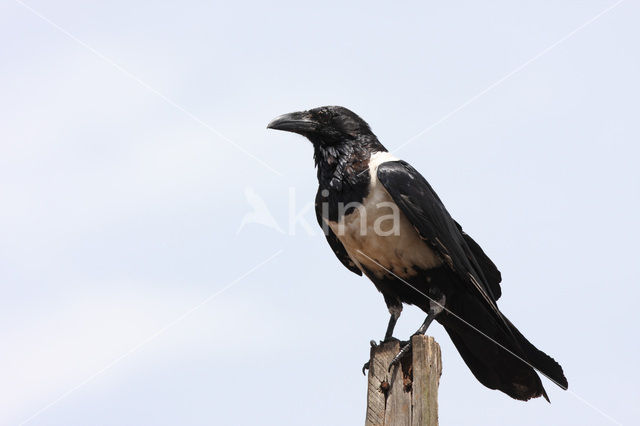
[365,335,442,426]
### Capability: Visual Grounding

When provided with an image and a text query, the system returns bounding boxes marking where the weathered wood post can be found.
[365,335,442,426]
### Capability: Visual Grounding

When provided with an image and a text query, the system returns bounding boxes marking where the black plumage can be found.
[268,105,568,401]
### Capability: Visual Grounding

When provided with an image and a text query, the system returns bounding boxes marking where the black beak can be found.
[267,111,319,134]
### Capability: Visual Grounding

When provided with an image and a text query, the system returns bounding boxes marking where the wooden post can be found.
[365,335,442,426]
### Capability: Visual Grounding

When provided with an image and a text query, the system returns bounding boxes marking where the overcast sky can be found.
[1,1,639,425]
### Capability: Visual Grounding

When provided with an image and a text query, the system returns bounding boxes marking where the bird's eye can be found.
[316,109,331,123]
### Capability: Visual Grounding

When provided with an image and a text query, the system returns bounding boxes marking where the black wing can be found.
[379,162,569,394]
[377,160,501,308]
[455,221,502,300]
[315,189,362,276]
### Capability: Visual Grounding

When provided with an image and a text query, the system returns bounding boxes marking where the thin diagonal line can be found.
[392,0,624,155]
[14,0,283,177]
[356,249,621,426]
[356,251,560,385]
[18,250,283,426]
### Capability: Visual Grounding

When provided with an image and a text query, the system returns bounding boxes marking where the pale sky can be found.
[1,1,639,425]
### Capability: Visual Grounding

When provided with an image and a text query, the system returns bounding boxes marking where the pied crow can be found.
[267,106,568,401]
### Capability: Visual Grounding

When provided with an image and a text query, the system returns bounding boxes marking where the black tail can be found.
[439,294,568,401]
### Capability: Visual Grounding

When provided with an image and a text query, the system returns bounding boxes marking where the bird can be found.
[267,106,568,401]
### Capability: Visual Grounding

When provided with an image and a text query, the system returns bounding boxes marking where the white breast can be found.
[327,152,442,279]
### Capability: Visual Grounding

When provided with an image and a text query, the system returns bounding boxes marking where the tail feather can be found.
[439,294,568,401]
[503,317,568,390]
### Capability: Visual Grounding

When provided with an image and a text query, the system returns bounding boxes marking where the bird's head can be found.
[267,106,383,149]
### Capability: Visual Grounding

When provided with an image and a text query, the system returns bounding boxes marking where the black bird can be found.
[267,106,568,401]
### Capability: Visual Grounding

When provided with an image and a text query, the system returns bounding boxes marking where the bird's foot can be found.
[362,340,379,375]
[388,339,412,372]
[363,338,410,375]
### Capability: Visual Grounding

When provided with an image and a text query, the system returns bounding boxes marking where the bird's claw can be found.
[364,337,405,375]
[362,339,379,374]
[388,340,412,372]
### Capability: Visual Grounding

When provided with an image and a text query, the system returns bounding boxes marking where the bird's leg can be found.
[388,295,446,371]
[363,302,403,375]
[383,304,402,342]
